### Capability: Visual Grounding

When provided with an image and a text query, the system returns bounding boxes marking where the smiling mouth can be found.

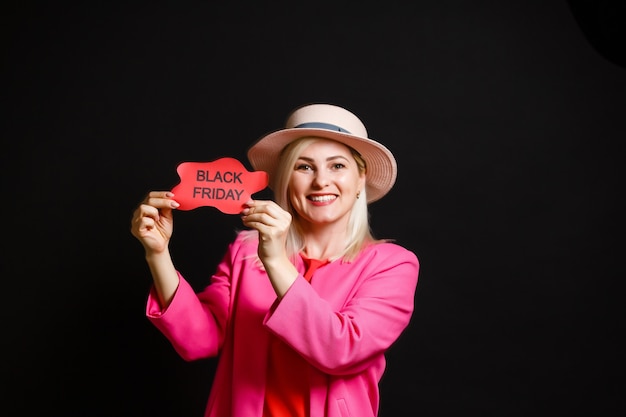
[308,195,337,202]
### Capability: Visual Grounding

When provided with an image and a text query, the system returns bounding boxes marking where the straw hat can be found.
[247,103,397,203]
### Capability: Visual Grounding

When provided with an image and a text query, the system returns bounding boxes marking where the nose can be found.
[312,170,330,188]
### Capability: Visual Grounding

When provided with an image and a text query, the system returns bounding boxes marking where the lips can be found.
[308,194,337,202]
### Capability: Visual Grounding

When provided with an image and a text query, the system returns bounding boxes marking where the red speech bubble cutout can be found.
[170,157,269,214]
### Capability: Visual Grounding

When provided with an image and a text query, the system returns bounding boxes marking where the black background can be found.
[3,1,625,416]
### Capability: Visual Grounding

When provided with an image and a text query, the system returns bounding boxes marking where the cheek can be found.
[288,178,307,206]
[289,176,305,194]
[338,174,361,190]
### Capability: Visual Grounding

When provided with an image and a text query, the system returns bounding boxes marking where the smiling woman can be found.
[130,103,420,417]
[275,138,367,258]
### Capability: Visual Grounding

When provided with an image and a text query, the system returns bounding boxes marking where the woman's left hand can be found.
[240,200,292,264]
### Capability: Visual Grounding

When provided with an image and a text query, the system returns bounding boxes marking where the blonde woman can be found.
[131,103,420,417]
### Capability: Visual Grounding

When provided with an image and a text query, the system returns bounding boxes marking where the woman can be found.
[130,103,420,417]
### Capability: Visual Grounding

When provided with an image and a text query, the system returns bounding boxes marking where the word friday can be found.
[193,170,244,200]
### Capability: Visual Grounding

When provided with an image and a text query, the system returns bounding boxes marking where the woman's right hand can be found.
[130,191,180,255]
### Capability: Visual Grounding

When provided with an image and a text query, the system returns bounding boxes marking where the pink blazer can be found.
[147,231,419,417]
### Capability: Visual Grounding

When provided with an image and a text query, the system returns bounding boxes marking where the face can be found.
[288,139,366,228]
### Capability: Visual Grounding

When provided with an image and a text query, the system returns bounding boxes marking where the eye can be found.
[332,163,346,170]
[296,163,313,171]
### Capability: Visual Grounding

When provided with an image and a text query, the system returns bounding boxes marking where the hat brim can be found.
[247,128,397,203]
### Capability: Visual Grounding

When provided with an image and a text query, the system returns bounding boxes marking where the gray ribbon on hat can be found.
[295,122,352,134]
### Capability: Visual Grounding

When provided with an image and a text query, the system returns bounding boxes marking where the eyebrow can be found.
[297,155,350,163]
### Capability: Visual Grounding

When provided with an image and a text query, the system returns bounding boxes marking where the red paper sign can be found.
[171,157,269,214]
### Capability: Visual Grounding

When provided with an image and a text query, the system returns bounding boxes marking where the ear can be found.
[358,173,366,194]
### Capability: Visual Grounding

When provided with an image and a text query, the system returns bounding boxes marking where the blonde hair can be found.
[270,137,384,263]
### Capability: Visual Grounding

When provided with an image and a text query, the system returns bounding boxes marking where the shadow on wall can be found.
[567,0,626,68]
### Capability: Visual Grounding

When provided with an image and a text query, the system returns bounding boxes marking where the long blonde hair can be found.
[269,137,384,263]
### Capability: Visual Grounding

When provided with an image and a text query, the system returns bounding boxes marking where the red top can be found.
[263,255,330,417]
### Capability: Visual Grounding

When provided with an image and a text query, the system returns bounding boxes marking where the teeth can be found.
[310,195,336,202]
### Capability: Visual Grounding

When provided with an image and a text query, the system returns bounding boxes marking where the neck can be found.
[301,234,347,261]
[298,217,350,261]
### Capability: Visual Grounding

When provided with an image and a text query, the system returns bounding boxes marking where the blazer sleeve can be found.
[145,235,244,361]
[263,243,419,375]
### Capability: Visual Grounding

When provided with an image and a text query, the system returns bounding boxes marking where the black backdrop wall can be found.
[3,1,625,416]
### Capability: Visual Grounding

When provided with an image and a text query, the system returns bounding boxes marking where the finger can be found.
[240,203,261,217]
[144,195,180,210]
[131,213,155,238]
[241,199,277,212]
[138,216,156,232]
[242,213,289,235]
[146,191,175,200]
[242,218,273,236]
[134,203,160,220]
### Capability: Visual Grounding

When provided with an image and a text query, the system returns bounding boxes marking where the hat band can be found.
[294,122,352,134]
